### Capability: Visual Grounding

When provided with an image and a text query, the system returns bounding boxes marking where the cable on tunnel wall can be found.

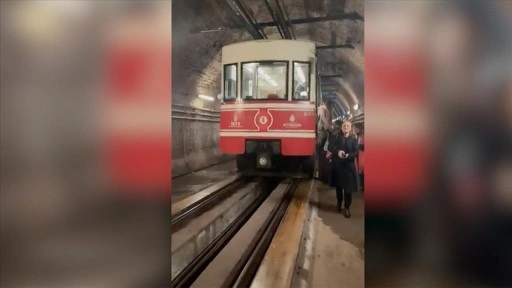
[172,103,220,114]
[172,116,219,123]
[171,104,220,123]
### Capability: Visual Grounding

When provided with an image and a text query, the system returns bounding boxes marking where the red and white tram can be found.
[219,40,317,177]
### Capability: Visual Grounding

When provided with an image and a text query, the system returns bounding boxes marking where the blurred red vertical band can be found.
[365,43,431,211]
[103,10,171,198]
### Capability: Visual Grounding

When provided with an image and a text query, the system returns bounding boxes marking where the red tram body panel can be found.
[220,101,316,156]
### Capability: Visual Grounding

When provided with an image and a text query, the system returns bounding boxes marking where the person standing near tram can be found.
[327,120,359,218]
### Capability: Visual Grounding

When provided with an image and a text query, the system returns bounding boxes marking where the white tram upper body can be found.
[219,39,318,177]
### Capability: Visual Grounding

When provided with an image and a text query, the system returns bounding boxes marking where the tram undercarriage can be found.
[235,139,314,178]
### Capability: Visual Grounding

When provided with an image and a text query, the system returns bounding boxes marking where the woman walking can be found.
[327,120,359,218]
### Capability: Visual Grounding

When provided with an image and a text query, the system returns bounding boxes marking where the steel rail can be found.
[171,177,248,231]
[170,179,274,288]
[229,179,300,288]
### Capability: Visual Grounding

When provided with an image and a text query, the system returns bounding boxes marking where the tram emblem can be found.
[259,115,268,125]
[283,113,302,128]
[230,114,241,128]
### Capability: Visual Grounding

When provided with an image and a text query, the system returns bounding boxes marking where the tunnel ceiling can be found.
[172,0,364,117]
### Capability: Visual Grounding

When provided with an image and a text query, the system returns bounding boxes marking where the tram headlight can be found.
[257,154,271,168]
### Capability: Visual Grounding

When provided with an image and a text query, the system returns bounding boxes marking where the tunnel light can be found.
[353,104,359,110]
[198,94,214,101]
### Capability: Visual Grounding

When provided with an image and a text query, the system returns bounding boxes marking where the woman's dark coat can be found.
[327,133,359,192]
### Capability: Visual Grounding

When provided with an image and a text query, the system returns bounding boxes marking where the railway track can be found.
[228,180,299,288]
[171,177,309,288]
[171,174,250,230]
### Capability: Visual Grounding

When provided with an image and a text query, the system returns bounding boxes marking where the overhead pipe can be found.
[172,103,219,114]
[273,0,292,39]
[279,0,296,39]
[193,12,364,33]
[263,0,285,38]
[171,115,219,123]
[225,0,266,39]
[258,12,363,27]
[263,0,292,39]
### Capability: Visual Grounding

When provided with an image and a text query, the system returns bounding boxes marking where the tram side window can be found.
[224,64,237,101]
[242,62,287,100]
[293,62,310,101]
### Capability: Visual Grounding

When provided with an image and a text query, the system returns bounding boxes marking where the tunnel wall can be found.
[171,0,363,178]
[172,117,233,178]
